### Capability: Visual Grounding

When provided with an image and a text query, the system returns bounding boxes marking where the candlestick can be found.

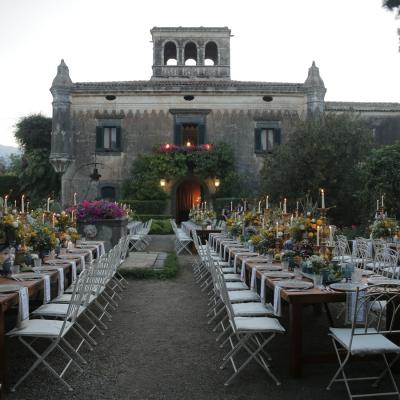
[283,198,287,214]
[21,194,25,214]
[329,225,333,245]
[321,189,325,209]
[266,195,269,209]
[47,197,50,212]
[258,201,261,213]
[52,213,56,228]
[276,222,279,238]
[204,201,207,209]
[317,226,320,246]
[4,195,8,214]
[381,195,384,208]
[71,209,75,222]
[74,192,77,206]
[42,213,45,224]
[230,201,233,211]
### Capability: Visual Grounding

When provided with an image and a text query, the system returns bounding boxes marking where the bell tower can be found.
[151,27,231,80]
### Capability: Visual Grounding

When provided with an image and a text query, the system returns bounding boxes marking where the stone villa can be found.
[49,27,400,218]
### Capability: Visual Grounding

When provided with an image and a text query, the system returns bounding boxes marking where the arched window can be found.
[101,186,116,201]
[205,41,218,66]
[164,41,177,65]
[184,42,197,66]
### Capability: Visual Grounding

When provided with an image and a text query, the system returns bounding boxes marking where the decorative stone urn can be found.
[77,217,128,252]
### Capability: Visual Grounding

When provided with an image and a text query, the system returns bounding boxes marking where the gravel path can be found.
[3,236,362,399]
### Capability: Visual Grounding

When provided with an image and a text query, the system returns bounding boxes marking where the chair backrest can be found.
[345,283,400,354]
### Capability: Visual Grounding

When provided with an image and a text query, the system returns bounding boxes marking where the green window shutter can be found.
[116,127,122,149]
[254,128,262,152]
[198,124,205,145]
[273,128,281,145]
[96,127,103,149]
[174,123,181,145]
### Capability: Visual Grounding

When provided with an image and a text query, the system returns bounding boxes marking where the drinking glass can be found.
[313,273,323,289]
[293,265,302,279]
[282,259,289,271]
[351,268,363,283]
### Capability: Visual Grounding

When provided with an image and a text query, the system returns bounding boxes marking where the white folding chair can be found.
[327,283,400,399]
[7,270,90,392]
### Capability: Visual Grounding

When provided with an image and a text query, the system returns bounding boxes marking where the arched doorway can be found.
[176,179,202,223]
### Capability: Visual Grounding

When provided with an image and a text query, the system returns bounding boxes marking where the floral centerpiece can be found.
[302,255,342,283]
[1,213,25,246]
[28,224,57,258]
[226,217,243,237]
[189,208,216,226]
[370,216,398,239]
[76,200,126,221]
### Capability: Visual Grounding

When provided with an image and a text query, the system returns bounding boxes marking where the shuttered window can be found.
[254,127,281,153]
[96,126,121,151]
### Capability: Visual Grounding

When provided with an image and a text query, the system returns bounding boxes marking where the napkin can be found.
[345,291,367,324]
[57,268,65,296]
[18,287,29,325]
[250,267,257,291]
[43,274,51,304]
[260,275,267,304]
[273,286,282,317]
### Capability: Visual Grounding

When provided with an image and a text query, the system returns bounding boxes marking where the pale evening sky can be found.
[0,0,399,148]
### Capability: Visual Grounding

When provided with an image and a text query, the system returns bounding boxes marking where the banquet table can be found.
[219,241,347,378]
[181,221,222,244]
[0,243,101,390]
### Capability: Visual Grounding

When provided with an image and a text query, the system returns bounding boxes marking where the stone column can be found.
[49,59,74,206]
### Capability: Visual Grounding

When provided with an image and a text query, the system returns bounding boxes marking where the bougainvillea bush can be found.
[76,200,125,221]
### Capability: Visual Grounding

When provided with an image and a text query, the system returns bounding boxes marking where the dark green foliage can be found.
[14,114,52,152]
[214,197,243,215]
[359,142,400,219]
[122,142,238,200]
[13,114,60,203]
[120,253,179,279]
[122,200,167,214]
[149,219,173,235]
[0,175,21,200]
[19,148,60,201]
[137,214,173,221]
[383,0,400,14]
[261,114,373,226]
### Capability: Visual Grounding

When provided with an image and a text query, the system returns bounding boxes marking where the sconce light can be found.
[160,178,166,187]
[214,178,220,188]
[186,141,191,147]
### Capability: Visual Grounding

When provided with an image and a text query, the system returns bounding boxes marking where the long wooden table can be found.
[0,244,100,391]
[217,238,346,378]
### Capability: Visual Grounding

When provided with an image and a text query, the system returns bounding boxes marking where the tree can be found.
[261,114,373,226]
[14,114,60,203]
[383,0,400,14]
[359,141,400,219]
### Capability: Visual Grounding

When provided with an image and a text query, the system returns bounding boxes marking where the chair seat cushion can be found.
[233,316,285,333]
[226,282,249,291]
[228,290,260,303]
[223,274,242,282]
[7,319,72,338]
[329,327,400,355]
[232,302,274,316]
[222,267,235,273]
[32,303,85,318]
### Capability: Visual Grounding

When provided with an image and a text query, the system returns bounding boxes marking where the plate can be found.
[0,284,21,293]
[45,259,70,264]
[263,271,294,279]
[329,282,367,292]
[276,280,313,289]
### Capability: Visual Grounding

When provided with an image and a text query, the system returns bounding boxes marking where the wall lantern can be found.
[160,179,166,187]
[214,178,220,188]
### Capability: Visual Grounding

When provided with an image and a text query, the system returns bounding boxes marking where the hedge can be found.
[122,199,167,215]
[149,219,173,235]
[120,253,179,279]
[137,214,172,221]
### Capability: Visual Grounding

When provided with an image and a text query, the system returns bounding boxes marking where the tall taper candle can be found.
[4,195,8,214]
[47,197,50,212]
[266,195,269,209]
[321,189,325,209]
[283,198,287,214]
[21,194,25,214]
[381,195,384,208]
[317,226,320,246]
[73,192,77,206]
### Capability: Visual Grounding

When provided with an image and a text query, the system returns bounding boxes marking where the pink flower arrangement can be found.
[76,200,125,221]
